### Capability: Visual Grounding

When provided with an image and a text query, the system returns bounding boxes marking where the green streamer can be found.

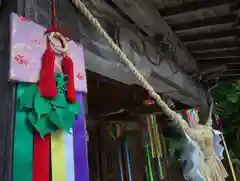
[13,83,34,181]
[146,145,154,181]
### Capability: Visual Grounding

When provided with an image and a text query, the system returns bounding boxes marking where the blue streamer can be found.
[125,138,133,181]
[116,141,124,181]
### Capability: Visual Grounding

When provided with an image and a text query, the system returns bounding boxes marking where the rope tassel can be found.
[62,55,76,103]
[38,45,57,98]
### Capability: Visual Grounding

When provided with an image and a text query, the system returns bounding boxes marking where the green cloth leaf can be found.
[61,109,75,132]
[16,73,80,138]
[34,91,51,118]
[19,84,37,109]
[68,101,81,114]
[35,116,57,139]
[50,93,67,108]
[48,108,64,128]
[28,111,38,126]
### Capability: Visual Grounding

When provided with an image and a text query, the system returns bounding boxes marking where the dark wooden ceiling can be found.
[153,0,240,83]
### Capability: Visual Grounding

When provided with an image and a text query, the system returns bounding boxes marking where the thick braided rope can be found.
[71,0,188,130]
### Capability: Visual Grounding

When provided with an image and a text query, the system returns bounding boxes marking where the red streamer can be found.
[33,132,50,181]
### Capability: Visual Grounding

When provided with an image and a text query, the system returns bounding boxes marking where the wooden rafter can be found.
[193,49,240,60]
[159,0,234,17]
[171,14,238,31]
[179,29,240,43]
[187,41,240,52]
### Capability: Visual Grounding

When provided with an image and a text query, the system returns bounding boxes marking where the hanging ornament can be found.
[109,123,125,139]
[11,0,88,181]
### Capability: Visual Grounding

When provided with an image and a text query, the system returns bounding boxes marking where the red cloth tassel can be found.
[38,45,57,98]
[62,55,76,103]
[33,132,50,181]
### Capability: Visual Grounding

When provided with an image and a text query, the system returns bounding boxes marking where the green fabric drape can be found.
[13,84,34,181]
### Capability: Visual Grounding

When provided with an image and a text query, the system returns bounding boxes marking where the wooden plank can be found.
[159,0,234,17]
[179,29,240,43]
[110,0,197,72]
[187,41,240,52]
[193,49,240,60]
[171,14,237,31]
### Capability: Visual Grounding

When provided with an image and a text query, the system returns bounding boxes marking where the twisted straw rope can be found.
[71,0,188,131]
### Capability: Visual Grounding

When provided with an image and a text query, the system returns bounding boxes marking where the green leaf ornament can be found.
[34,91,51,118]
[19,84,37,109]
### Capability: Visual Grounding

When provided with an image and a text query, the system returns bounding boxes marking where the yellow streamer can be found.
[221,134,237,181]
[51,129,67,181]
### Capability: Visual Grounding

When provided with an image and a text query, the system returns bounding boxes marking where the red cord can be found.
[39,0,76,102]
[52,0,57,29]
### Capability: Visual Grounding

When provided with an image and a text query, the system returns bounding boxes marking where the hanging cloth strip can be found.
[51,130,67,181]
[64,131,75,181]
[33,133,50,181]
[13,84,34,181]
[124,136,133,181]
[73,93,89,181]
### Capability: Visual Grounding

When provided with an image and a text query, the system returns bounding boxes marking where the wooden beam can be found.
[197,57,240,63]
[179,29,240,42]
[159,0,234,17]
[193,49,240,60]
[171,14,237,31]
[109,0,198,72]
[187,41,240,52]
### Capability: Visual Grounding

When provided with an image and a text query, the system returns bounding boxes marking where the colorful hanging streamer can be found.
[185,108,199,127]
[33,133,50,181]
[13,84,34,181]
[73,93,89,181]
[51,129,66,181]
[116,141,124,181]
[124,136,133,181]
[64,131,75,181]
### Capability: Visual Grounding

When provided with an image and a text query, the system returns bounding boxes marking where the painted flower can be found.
[76,72,84,80]
[14,54,28,65]
[30,39,45,49]
[12,43,34,65]
[18,16,31,22]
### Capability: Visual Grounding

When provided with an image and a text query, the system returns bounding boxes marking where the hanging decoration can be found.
[18,73,80,138]
[185,108,199,128]
[124,136,133,181]
[143,99,156,106]
[181,110,229,181]
[108,122,125,139]
[142,114,164,181]
[116,140,124,181]
[10,0,88,179]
